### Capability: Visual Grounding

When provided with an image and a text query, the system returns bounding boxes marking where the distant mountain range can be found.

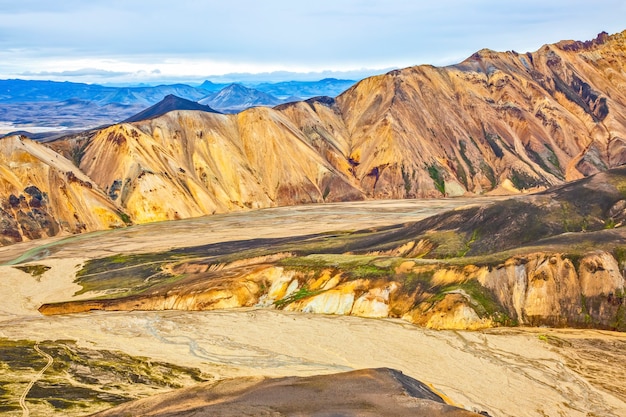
[0,78,357,106]
[254,78,358,99]
[0,78,357,134]
[0,80,208,106]
[196,79,357,113]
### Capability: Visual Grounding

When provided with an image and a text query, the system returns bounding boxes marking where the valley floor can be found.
[0,199,625,416]
[1,310,625,417]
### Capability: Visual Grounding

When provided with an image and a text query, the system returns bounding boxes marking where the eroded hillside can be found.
[0,135,129,244]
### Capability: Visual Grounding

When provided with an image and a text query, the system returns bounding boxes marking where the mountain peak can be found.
[221,83,254,94]
[199,83,282,113]
[124,94,219,123]
[556,31,612,52]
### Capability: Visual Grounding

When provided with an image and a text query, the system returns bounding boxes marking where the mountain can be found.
[197,78,357,99]
[123,94,219,123]
[7,29,626,235]
[199,83,283,113]
[53,109,362,224]
[324,30,626,198]
[0,79,359,132]
[198,80,230,92]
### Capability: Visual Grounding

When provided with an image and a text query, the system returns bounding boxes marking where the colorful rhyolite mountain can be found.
[1,30,625,243]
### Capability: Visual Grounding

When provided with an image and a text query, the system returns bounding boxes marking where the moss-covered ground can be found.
[0,338,210,416]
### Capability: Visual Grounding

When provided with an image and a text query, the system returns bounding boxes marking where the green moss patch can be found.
[74,254,179,298]
[13,264,51,278]
[279,254,394,280]
[274,286,324,309]
[427,164,446,195]
[0,338,210,416]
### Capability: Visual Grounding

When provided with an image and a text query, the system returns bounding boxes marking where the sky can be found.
[0,0,624,85]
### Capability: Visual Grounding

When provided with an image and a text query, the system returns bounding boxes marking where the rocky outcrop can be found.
[481,252,625,328]
[39,248,626,331]
[33,164,626,330]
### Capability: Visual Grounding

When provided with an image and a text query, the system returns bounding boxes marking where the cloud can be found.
[199,68,395,84]
[0,0,624,84]
[20,68,132,78]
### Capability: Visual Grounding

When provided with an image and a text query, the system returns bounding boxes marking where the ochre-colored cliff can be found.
[39,248,626,331]
[37,165,626,330]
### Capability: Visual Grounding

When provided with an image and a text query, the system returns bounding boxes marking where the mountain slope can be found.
[71,109,362,223]
[326,31,626,198]
[0,135,129,244]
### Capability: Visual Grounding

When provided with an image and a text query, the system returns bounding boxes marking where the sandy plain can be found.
[1,198,625,416]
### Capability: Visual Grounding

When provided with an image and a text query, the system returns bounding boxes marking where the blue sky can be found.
[0,0,624,84]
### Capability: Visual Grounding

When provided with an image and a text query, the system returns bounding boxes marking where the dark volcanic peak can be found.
[124,94,219,123]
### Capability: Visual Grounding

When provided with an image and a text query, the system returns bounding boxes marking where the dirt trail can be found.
[18,343,53,417]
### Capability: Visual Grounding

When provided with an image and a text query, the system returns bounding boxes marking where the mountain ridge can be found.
[1,29,624,243]
[0,135,129,244]
[0,80,208,106]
